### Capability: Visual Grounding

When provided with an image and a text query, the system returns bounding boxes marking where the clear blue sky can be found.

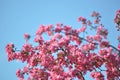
[0,0,120,80]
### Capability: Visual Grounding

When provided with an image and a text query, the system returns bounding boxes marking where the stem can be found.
[98,67,106,72]
[79,72,85,80]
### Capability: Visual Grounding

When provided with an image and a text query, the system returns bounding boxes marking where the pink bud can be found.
[24,33,30,41]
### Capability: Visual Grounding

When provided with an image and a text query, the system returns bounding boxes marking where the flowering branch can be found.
[5,10,120,80]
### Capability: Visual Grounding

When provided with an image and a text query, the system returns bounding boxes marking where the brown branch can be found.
[109,44,120,54]
[79,72,85,80]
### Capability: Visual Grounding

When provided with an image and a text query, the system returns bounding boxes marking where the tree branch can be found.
[79,37,120,54]
[79,72,85,80]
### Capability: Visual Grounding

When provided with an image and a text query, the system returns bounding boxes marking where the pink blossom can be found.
[22,43,32,52]
[77,26,86,33]
[91,72,104,80]
[94,19,99,24]
[96,25,108,38]
[99,49,108,56]
[100,41,109,48]
[52,33,62,40]
[5,10,120,80]
[34,35,44,44]
[78,16,86,24]
[49,43,59,52]
[7,53,16,61]
[91,11,100,17]
[114,9,120,30]
[16,69,24,79]
[47,31,53,36]
[63,25,72,32]
[29,54,40,66]
[114,10,120,23]
[44,24,53,31]
[5,43,16,61]
[82,44,89,52]
[55,26,62,33]
[58,37,70,47]
[88,43,96,50]
[86,35,94,42]
[29,68,49,80]
[23,66,29,73]
[118,44,120,50]
[55,23,63,33]
[36,25,45,35]
[6,43,14,54]
[24,33,30,41]
[94,35,102,42]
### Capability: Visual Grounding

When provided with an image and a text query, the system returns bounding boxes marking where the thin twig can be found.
[79,72,85,80]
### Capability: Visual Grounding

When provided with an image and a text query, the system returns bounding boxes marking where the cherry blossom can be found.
[5,10,120,80]
[78,16,86,24]
[91,72,104,80]
[114,10,120,30]
[118,44,120,50]
[24,33,30,41]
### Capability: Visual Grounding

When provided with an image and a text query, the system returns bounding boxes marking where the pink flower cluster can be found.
[6,43,16,61]
[118,44,120,50]
[114,9,120,30]
[24,33,30,42]
[91,72,104,80]
[78,16,86,24]
[91,11,101,24]
[5,10,120,80]
[96,25,108,38]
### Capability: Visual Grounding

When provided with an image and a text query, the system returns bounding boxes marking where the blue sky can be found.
[0,0,120,80]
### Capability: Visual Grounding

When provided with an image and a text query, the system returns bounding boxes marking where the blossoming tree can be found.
[6,10,120,80]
